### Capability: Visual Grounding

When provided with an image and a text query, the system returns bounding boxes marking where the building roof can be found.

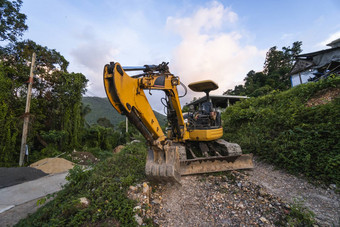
[187,95,248,109]
[297,46,340,58]
[327,38,340,48]
[289,45,340,75]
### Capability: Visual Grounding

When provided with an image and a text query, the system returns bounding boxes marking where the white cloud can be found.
[69,27,120,97]
[167,1,265,103]
[318,31,340,47]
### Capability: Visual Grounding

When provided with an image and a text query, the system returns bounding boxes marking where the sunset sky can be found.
[21,0,340,111]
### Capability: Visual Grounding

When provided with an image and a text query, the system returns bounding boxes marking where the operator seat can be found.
[188,80,219,128]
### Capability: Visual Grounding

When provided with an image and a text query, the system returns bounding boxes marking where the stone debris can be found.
[127,160,339,226]
[128,173,291,226]
[134,214,143,225]
[71,151,99,165]
[77,197,90,209]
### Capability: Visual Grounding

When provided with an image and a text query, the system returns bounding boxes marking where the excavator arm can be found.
[104,62,185,182]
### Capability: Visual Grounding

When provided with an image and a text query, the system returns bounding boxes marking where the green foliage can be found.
[0,65,19,166]
[82,97,125,127]
[97,117,114,128]
[0,0,27,42]
[83,125,120,150]
[84,147,113,161]
[0,40,88,166]
[222,77,340,186]
[279,199,316,226]
[16,143,148,226]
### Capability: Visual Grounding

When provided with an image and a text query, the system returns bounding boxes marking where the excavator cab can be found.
[187,80,221,129]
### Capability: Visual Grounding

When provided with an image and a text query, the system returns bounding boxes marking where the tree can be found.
[0,0,27,42]
[97,117,114,128]
[224,41,303,97]
[0,40,88,165]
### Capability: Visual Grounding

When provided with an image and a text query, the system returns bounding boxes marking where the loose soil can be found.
[71,151,98,165]
[306,87,340,107]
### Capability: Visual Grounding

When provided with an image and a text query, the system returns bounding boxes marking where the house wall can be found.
[290,71,315,87]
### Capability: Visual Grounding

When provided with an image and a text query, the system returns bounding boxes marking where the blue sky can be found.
[21,0,340,111]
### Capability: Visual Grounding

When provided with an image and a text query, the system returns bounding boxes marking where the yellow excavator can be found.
[103,61,253,183]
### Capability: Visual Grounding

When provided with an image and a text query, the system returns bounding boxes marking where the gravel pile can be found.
[147,172,290,226]
[128,161,339,226]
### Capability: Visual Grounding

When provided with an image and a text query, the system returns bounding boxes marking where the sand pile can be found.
[30,158,74,174]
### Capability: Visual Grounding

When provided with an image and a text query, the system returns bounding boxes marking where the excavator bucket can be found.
[180,154,253,175]
[179,140,253,176]
[145,145,182,184]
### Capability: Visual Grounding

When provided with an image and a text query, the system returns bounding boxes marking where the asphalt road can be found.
[0,172,68,226]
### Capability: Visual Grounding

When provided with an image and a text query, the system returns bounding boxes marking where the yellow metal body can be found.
[188,127,223,141]
[104,63,167,143]
[103,62,223,144]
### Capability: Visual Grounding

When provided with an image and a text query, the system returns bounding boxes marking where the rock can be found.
[259,216,269,224]
[143,182,150,204]
[329,184,337,190]
[78,197,90,208]
[238,202,245,209]
[134,214,143,225]
[130,140,141,144]
[221,182,229,189]
[133,206,141,212]
[152,199,161,205]
[113,145,125,154]
[129,185,138,192]
[259,188,267,196]
[143,182,150,195]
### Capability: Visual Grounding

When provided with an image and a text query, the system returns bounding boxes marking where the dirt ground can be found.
[138,158,339,226]
[246,158,339,226]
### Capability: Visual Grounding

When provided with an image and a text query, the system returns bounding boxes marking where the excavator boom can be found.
[103,61,253,183]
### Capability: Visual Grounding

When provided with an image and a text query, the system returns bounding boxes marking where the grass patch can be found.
[16,142,147,227]
[278,199,316,226]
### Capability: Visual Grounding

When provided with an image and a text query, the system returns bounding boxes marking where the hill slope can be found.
[82,97,167,128]
[222,77,340,185]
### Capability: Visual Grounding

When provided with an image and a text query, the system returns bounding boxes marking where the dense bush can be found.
[222,77,340,186]
[16,142,147,226]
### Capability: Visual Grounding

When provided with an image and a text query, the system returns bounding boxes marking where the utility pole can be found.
[19,53,36,166]
[126,117,128,133]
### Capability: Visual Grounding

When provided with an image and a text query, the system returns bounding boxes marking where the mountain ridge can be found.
[82,97,167,128]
